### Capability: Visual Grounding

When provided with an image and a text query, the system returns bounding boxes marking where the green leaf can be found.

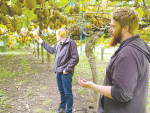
[59,0,69,4]
[18,43,24,47]
[108,1,118,6]
[106,10,112,14]
[49,0,54,4]
[91,7,98,12]
[97,34,105,44]
[2,35,7,44]
[18,23,23,29]
[64,6,70,13]
[11,36,16,40]
[0,24,7,30]
[72,0,76,3]
[147,34,150,38]
[23,8,37,21]
[12,0,18,4]
[79,0,90,4]
[134,8,144,18]
[141,21,146,24]
[146,0,150,5]
[21,17,30,28]
[8,32,15,35]
[25,20,30,28]
[0,46,6,52]
[45,2,49,7]
[116,1,124,6]
[56,2,67,7]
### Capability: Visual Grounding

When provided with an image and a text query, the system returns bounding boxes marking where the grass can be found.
[0,51,32,82]
[73,52,109,84]
[20,57,31,73]
[0,89,8,111]
[0,89,14,112]
[0,49,38,111]
[1,47,150,112]
[0,55,19,82]
[42,99,52,106]
[33,108,55,113]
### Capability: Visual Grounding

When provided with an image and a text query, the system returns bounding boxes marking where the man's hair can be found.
[112,7,140,35]
[56,28,66,37]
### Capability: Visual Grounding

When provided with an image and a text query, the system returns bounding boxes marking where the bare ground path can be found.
[1,49,149,113]
[0,49,97,113]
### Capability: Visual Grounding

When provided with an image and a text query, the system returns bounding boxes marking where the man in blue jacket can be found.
[36,28,79,113]
[78,7,150,113]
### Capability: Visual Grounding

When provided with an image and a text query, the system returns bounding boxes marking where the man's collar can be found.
[65,37,70,43]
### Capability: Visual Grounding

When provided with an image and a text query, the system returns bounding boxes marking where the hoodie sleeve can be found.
[144,43,150,62]
[111,56,138,102]
[41,41,56,54]
[65,40,79,73]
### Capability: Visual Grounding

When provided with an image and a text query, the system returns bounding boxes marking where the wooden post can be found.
[41,46,44,64]
[101,47,104,61]
[39,26,44,64]
[37,43,39,59]
[34,40,37,57]
[47,52,51,70]
[30,43,32,54]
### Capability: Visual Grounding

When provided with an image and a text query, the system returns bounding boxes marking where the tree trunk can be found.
[46,43,51,70]
[39,29,44,63]
[85,31,104,104]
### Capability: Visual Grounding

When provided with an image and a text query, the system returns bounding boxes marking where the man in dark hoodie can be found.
[78,7,150,113]
[36,28,79,113]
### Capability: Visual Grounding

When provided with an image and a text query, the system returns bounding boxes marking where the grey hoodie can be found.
[98,35,150,113]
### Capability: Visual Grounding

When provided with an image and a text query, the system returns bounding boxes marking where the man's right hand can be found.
[78,77,93,88]
[35,37,43,44]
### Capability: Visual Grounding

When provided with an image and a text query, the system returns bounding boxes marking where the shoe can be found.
[56,107,66,113]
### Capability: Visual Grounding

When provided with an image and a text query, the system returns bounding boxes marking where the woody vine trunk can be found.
[85,31,104,104]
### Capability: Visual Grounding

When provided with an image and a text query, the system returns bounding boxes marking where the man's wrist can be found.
[90,82,96,89]
[39,40,43,44]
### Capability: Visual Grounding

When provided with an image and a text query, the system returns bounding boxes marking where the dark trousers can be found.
[56,72,73,113]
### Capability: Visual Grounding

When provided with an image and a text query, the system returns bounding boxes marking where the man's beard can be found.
[109,29,122,47]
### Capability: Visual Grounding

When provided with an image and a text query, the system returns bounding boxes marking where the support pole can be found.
[34,40,37,57]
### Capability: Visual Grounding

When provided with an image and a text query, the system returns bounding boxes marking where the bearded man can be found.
[78,7,150,113]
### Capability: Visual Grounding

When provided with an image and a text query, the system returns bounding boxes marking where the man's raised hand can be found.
[35,37,43,44]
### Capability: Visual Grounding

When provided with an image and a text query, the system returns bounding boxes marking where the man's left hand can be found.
[63,69,68,74]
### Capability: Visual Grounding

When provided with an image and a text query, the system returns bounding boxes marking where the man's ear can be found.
[123,25,129,33]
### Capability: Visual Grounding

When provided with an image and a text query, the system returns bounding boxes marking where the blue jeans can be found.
[56,72,73,113]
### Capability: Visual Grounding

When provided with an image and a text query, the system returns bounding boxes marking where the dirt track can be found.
[0,49,97,113]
